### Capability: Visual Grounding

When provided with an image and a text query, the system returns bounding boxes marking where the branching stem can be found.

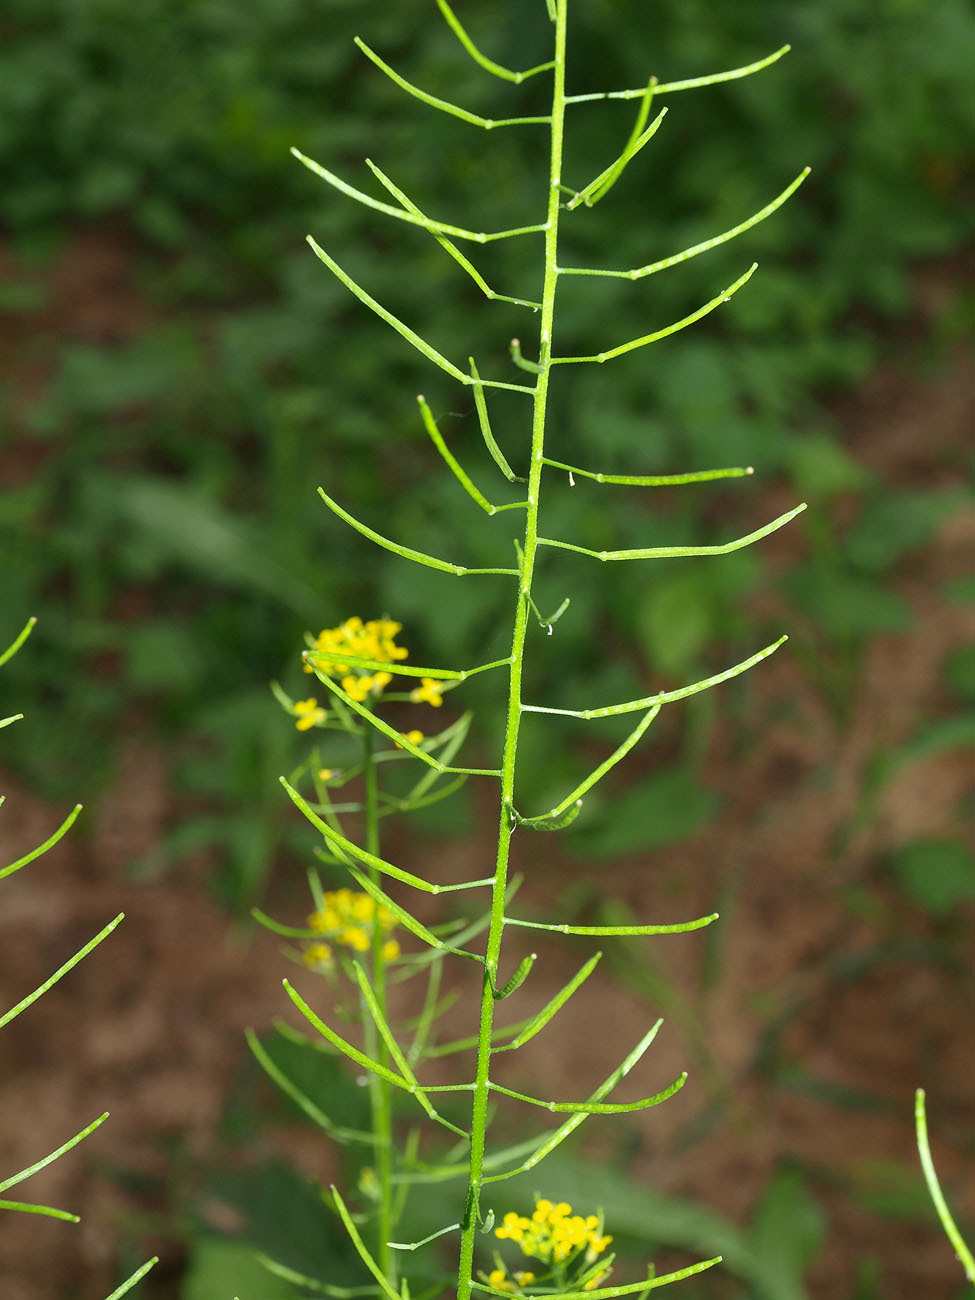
[456,4,568,1295]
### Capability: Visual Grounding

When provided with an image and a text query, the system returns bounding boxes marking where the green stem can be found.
[456,4,568,1296]
[363,728,395,1284]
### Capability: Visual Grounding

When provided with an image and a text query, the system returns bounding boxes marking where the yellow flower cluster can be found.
[304,616,408,705]
[496,1199,612,1268]
[487,1268,535,1294]
[304,889,400,965]
[410,677,444,708]
[294,698,327,731]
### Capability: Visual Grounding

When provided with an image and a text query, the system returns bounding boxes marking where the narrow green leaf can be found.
[493,952,536,1000]
[367,160,540,310]
[915,1088,975,1285]
[282,979,412,1092]
[483,1021,665,1183]
[306,669,502,776]
[331,1184,402,1300]
[295,151,546,245]
[435,1,553,83]
[352,963,469,1138]
[388,1221,461,1251]
[533,706,659,822]
[542,457,752,487]
[0,1198,79,1222]
[417,394,505,514]
[537,503,805,561]
[306,236,470,383]
[103,1257,159,1300]
[347,867,483,965]
[0,804,83,881]
[496,952,601,1051]
[0,1113,108,1194]
[472,1255,722,1297]
[0,616,36,669]
[0,914,124,1030]
[504,913,718,936]
[256,1251,384,1296]
[512,799,584,831]
[355,39,551,130]
[318,483,519,575]
[470,358,526,482]
[245,1029,377,1144]
[551,263,757,364]
[567,106,667,210]
[564,44,790,104]
[521,635,788,719]
[559,168,810,279]
[489,1070,685,1113]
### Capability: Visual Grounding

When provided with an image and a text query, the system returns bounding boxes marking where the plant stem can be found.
[456,4,568,1295]
[363,727,395,1284]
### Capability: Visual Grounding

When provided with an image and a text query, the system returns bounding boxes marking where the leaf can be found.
[747,1166,826,1300]
[891,839,975,916]
[943,647,975,704]
[847,490,959,574]
[787,432,870,500]
[782,564,911,641]
[183,1237,305,1300]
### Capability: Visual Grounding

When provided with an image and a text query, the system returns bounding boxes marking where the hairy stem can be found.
[363,729,395,1283]
[456,4,568,1295]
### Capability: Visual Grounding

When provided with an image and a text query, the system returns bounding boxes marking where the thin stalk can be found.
[456,4,568,1296]
[363,729,395,1284]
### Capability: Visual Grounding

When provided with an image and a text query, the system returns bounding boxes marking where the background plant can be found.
[1,619,156,1297]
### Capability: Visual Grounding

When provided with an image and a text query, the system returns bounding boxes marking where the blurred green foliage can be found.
[1,0,971,909]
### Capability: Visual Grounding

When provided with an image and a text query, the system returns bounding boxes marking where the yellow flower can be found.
[487,1269,515,1293]
[294,698,327,730]
[410,677,444,707]
[304,889,399,961]
[317,768,334,781]
[394,729,424,750]
[303,943,332,968]
[341,674,374,702]
[495,1197,611,1279]
[514,1273,535,1287]
[304,617,408,688]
